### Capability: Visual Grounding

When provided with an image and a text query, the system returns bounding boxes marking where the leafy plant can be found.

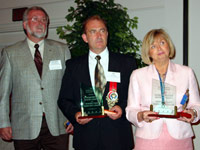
[57,0,145,67]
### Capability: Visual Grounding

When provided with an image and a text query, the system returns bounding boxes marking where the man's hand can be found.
[65,123,74,134]
[107,105,122,120]
[75,112,93,125]
[0,127,12,140]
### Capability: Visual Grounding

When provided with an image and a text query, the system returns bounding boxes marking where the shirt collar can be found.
[27,38,44,48]
[89,47,109,60]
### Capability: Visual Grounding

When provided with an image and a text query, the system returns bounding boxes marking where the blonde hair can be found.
[141,29,176,64]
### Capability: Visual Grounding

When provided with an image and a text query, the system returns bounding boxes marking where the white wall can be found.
[116,0,183,64]
[0,0,200,150]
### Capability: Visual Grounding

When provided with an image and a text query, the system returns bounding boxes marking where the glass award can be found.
[151,79,176,114]
[149,79,178,118]
[79,83,105,119]
[149,79,191,118]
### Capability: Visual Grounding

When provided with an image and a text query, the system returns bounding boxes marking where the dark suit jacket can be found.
[58,51,137,150]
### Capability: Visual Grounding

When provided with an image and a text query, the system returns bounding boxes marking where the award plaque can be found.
[79,83,106,119]
[151,79,176,115]
[149,79,191,118]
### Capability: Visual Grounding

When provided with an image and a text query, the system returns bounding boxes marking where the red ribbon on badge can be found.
[109,82,117,92]
[107,82,118,109]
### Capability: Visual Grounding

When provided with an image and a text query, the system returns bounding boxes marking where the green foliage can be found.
[57,0,145,67]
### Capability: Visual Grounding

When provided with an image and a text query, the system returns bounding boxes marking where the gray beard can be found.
[26,25,47,38]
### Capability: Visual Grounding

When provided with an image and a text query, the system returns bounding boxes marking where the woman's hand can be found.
[177,109,196,123]
[137,111,159,123]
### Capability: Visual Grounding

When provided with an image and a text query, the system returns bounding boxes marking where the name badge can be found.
[49,60,62,70]
[106,71,120,83]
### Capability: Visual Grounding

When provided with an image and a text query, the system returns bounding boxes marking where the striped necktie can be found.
[34,44,43,78]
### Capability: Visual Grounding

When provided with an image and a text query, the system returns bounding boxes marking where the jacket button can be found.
[39,102,42,105]
[41,87,44,90]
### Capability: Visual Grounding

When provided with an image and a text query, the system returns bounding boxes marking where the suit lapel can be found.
[165,61,175,85]
[150,64,159,80]
[108,52,120,72]
[81,54,92,87]
[20,39,41,79]
[42,40,55,78]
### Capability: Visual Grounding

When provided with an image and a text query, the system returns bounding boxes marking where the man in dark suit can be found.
[58,15,137,150]
[0,6,72,150]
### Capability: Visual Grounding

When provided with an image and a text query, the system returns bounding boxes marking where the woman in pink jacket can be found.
[126,29,200,150]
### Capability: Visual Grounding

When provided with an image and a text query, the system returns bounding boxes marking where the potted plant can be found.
[57,0,144,67]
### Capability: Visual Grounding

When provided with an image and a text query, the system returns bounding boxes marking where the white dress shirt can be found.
[27,38,44,59]
[88,47,109,88]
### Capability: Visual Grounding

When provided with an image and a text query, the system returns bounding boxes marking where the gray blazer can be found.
[0,39,71,140]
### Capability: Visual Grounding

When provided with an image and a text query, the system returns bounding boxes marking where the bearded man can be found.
[0,6,72,150]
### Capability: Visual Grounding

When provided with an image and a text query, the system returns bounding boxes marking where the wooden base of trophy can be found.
[149,104,191,118]
[148,112,191,118]
[78,115,107,119]
[104,109,117,115]
[78,109,117,119]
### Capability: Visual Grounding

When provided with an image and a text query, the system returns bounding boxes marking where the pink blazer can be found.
[126,61,200,139]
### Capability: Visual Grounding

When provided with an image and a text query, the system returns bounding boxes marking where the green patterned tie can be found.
[95,55,106,101]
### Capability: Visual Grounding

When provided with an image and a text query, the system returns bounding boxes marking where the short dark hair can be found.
[82,15,107,33]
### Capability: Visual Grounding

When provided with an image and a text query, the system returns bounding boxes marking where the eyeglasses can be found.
[28,16,48,24]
